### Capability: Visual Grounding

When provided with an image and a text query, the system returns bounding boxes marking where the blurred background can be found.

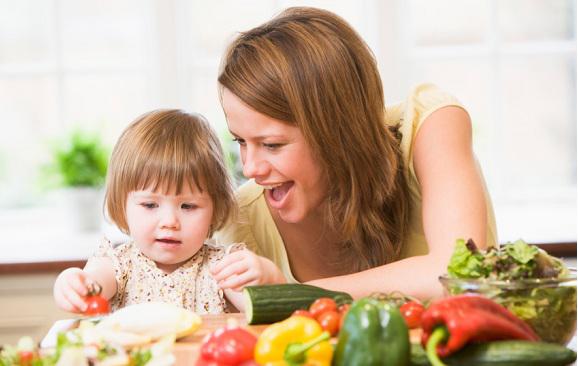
[0,0,576,262]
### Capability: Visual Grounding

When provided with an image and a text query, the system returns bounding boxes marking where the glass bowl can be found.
[439,268,577,345]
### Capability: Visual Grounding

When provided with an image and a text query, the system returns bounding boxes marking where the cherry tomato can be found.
[84,282,110,316]
[18,351,34,366]
[309,298,337,319]
[292,309,314,319]
[399,301,425,329]
[317,310,341,336]
[338,303,351,314]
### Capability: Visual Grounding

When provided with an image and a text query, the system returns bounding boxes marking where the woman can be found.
[214,6,497,300]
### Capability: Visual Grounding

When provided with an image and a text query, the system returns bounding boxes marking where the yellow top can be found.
[214,83,498,283]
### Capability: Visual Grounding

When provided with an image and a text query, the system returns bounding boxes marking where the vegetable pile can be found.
[446,238,577,343]
[0,302,201,366]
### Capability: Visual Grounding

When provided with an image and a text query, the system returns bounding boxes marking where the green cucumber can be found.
[243,283,353,324]
[411,340,577,366]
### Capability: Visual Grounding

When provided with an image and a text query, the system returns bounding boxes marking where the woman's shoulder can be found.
[406,83,463,117]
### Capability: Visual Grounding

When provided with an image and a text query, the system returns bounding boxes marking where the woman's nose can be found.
[242,147,268,178]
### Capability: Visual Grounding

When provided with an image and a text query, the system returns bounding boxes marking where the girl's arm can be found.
[307,106,489,300]
[84,256,118,300]
[53,257,117,313]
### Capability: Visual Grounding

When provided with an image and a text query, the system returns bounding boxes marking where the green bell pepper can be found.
[333,297,410,366]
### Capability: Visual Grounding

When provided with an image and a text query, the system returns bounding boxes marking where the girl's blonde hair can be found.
[218,7,411,271]
[105,109,235,234]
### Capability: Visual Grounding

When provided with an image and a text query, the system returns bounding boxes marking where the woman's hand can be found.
[53,267,92,313]
[211,249,286,291]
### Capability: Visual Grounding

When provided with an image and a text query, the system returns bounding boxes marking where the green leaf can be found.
[447,239,486,278]
[504,239,538,264]
[42,130,109,188]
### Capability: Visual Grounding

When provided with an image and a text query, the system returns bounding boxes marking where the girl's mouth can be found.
[156,239,181,245]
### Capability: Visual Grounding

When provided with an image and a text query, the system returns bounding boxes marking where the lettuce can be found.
[447,239,487,278]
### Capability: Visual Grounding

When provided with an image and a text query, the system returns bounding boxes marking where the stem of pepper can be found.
[284,331,330,365]
[426,327,450,366]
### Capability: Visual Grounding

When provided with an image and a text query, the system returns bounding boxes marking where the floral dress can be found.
[93,239,243,314]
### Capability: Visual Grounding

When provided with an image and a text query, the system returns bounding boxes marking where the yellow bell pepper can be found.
[254,316,333,366]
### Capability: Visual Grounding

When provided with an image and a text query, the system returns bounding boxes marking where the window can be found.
[0,0,574,262]
[379,0,576,243]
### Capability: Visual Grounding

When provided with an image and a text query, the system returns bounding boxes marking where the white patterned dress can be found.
[93,239,243,314]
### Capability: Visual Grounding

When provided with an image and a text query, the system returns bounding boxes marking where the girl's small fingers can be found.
[212,260,248,282]
[62,284,88,312]
[220,270,256,290]
[211,252,242,274]
[70,275,89,297]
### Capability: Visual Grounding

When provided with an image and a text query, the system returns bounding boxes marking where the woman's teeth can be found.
[260,183,284,190]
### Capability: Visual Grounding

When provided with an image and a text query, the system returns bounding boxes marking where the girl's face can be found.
[125,183,213,273]
[222,88,326,223]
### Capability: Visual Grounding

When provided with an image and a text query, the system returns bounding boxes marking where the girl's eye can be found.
[181,203,198,210]
[141,202,157,209]
[232,137,246,146]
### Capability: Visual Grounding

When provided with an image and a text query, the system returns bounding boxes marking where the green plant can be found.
[45,130,109,188]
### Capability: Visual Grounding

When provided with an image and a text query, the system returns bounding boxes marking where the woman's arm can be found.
[308,106,488,300]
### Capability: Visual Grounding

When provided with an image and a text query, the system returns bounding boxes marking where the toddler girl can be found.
[53,109,285,314]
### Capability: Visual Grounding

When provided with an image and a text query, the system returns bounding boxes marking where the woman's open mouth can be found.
[265,181,294,208]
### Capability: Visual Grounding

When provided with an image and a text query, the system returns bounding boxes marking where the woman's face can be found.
[222,88,327,223]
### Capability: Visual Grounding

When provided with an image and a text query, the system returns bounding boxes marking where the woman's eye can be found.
[181,203,198,210]
[232,137,246,146]
[263,143,282,150]
[141,203,157,209]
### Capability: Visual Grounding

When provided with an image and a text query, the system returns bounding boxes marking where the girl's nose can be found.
[159,208,180,229]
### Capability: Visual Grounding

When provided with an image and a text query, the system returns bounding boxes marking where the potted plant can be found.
[45,130,109,232]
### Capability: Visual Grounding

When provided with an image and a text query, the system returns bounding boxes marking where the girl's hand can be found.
[53,267,91,313]
[211,249,285,291]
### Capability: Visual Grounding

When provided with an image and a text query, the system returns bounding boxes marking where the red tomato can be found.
[292,309,314,319]
[399,301,425,329]
[85,295,110,316]
[18,351,34,366]
[309,298,337,319]
[317,310,341,336]
[84,282,110,316]
[337,303,351,314]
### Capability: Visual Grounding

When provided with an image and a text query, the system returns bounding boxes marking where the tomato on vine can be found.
[399,301,425,329]
[84,282,110,316]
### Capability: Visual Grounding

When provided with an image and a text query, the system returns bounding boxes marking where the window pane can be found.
[409,0,488,45]
[498,0,576,42]
[500,55,576,191]
[188,0,276,57]
[63,74,149,143]
[59,0,151,68]
[0,76,59,206]
[0,1,55,66]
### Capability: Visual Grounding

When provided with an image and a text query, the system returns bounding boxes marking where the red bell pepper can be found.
[421,294,539,361]
[196,326,258,366]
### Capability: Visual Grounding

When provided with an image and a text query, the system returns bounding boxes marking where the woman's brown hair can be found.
[105,109,235,234]
[218,7,411,271]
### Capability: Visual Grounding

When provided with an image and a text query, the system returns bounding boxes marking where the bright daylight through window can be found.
[0,0,575,262]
